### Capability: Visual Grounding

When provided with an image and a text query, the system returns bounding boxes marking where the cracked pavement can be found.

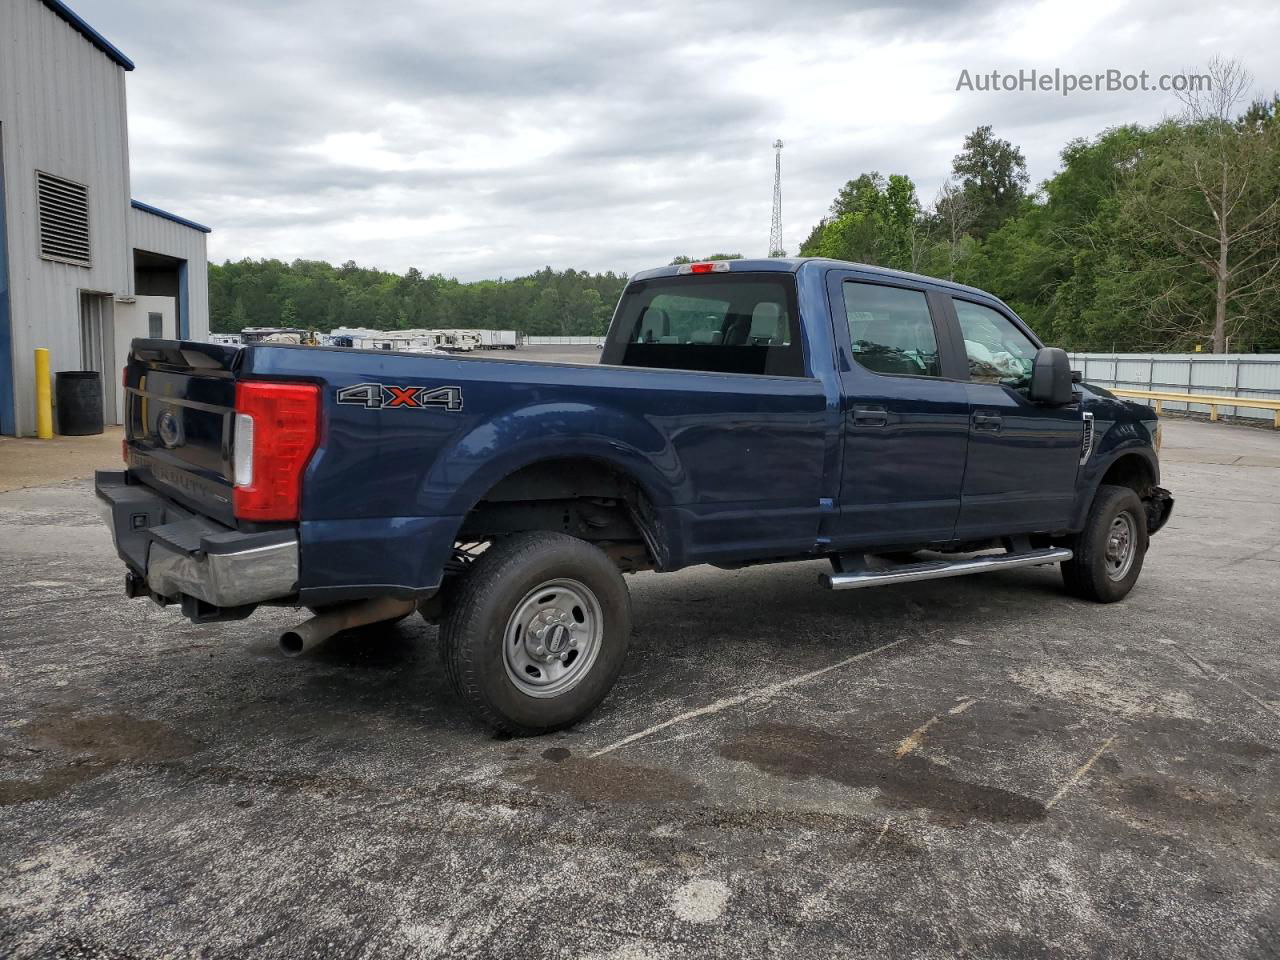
[1,415,1277,959]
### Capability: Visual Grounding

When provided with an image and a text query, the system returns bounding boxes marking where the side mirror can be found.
[1029,347,1073,405]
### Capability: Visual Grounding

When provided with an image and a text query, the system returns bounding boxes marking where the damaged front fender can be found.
[1144,486,1174,535]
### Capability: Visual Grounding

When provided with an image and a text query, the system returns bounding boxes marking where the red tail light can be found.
[677,261,731,275]
[232,381,320,521]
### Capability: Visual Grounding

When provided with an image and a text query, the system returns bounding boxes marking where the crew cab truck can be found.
[96,258,1173,734]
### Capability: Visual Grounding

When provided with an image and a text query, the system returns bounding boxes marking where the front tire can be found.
[440,532,632,734]
[1061,484,1148,603]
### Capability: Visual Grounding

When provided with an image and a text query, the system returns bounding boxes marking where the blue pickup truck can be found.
[96,258,1173,733]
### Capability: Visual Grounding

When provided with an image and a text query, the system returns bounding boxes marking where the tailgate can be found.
[124,339,241,526]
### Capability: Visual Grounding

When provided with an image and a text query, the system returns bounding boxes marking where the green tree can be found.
[227,298,248,332]
[1119,113,1280,351]
[209,260,628,337]
[952,125,1030,241]
[801,172,920,269]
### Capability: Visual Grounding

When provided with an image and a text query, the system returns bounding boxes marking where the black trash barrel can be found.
[55,371,104,436]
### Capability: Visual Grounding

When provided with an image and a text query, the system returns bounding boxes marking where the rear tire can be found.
[440,532,631,735]
[1061,484,1148,603]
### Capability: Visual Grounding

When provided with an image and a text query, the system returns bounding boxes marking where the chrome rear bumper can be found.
[95,470,298,609]
[145,538,298,608]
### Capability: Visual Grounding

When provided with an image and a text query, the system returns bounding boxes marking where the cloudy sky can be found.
[79,0,1280,280]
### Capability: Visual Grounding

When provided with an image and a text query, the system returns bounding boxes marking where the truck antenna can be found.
[769,139,785,258]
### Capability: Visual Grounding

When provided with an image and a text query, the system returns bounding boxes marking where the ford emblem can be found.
[157,409,183,449]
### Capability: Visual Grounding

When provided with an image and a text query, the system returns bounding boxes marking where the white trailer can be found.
[439,330,477,352]
[489,330,518,349]
[353,335,444,355]
[466,329,518,349]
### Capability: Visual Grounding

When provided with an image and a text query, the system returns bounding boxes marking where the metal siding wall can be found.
[0,0,132,435]
[178,261,188,338]
[0,123,13,434]
[128,205,209,340]
[1067,353,1280,421]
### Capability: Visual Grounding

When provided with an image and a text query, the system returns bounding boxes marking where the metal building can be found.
[0,0,211,436]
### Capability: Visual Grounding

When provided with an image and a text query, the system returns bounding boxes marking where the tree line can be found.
[210,261,629,337]
[799,58,1280,352]
[211,58,1279,351]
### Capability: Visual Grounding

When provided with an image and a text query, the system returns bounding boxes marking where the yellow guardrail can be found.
[1111,388,1280,428]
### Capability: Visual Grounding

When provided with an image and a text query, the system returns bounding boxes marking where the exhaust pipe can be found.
[277,596,417,657]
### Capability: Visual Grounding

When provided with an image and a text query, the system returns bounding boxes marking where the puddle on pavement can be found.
[525,750,703,809]
[1116,774,1263,827]
[0,763,106,805]
[0,710,204,806]
[719,722,1046,827]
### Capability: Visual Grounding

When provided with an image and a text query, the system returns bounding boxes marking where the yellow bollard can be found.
[34,348,53,439]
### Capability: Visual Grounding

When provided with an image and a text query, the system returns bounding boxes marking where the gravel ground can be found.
[0,417,1277,959]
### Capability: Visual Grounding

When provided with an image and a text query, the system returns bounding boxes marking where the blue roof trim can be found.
[632,257,1002,300]
[131,199,212,234]
[40,1,135,71]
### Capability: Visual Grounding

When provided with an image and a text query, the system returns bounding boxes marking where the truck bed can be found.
[123,338,830,605]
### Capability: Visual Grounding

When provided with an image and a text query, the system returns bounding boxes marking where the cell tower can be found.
[768,139,784,257]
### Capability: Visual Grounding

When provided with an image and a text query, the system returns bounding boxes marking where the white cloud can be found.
[73,0,1280,279]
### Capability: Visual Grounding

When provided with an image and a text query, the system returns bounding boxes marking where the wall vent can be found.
[36,171,91,267]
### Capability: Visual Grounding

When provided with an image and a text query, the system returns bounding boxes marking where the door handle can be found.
[853,406,889,428]
[972,412,1002,432]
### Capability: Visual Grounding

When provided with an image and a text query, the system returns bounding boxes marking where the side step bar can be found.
[821,547,1072,591]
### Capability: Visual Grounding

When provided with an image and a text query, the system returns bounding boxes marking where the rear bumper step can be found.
[821,547,1072,591]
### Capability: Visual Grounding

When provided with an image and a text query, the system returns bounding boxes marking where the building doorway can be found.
[110,294,174,424]
[134,249,188,338]
[78,291,115,427]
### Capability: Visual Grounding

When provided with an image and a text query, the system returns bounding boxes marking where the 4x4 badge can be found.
[336,382,463,411]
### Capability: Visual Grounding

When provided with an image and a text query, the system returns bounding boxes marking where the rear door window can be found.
[607,275,805,377]
[842,281,942,378]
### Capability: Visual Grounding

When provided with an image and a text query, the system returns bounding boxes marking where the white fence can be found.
[1068,353,1280,422]
[523,335,606,346]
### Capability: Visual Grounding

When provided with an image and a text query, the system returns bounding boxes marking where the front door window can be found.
[953,300,1036,387]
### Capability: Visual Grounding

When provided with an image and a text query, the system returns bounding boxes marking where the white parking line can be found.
[1173,643,1280,721]
[894,698,979,759]
[894,716,940,758]
[1016,734,1117,842]
[588,638,907,758]
[1044,735,1116,811]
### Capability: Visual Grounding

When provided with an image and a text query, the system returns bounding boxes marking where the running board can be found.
[821,547,1072,591]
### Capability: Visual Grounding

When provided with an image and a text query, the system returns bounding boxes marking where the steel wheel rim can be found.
[502,578,603,698]
[1104,512,1137,581]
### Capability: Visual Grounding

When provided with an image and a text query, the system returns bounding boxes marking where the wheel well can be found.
[457,459,663,571]
[1099,453,1155,497]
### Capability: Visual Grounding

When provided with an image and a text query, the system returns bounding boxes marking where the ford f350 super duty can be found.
[96,258,1173,734]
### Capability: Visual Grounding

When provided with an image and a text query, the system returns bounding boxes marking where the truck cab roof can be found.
[630,257,1011,310]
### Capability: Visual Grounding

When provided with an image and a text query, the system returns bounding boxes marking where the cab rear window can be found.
[606,275,805,377]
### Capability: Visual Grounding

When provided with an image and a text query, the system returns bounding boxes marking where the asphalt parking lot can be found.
[1,409,1278,958]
